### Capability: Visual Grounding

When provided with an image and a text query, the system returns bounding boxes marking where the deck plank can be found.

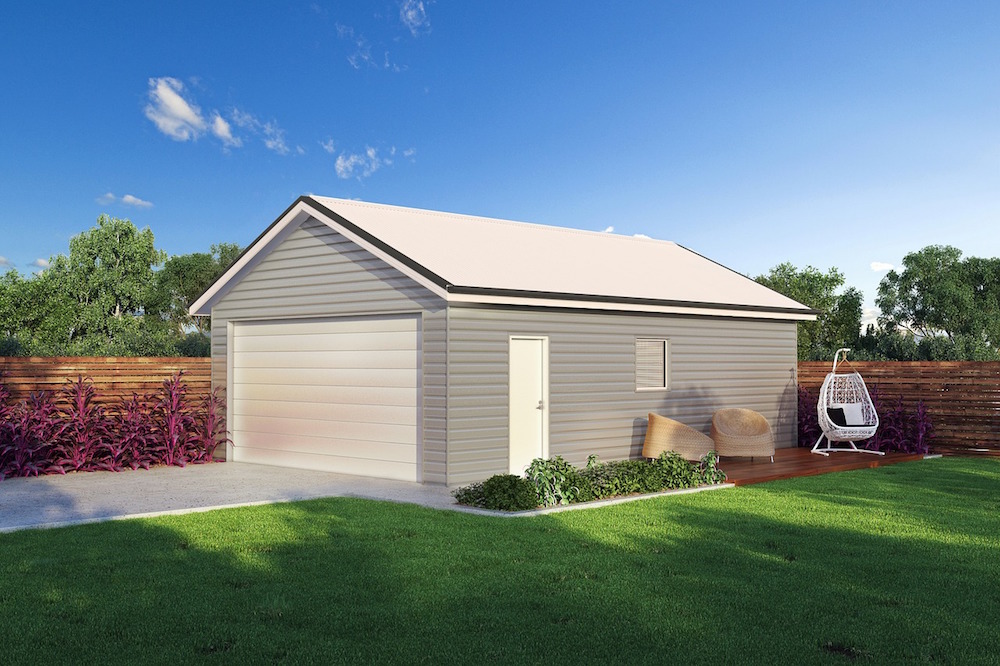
[720,446,927,486]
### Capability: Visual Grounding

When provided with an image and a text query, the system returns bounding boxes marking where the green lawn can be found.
[2,457,999,664]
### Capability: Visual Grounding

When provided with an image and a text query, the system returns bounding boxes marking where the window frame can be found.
[635,337,670,392]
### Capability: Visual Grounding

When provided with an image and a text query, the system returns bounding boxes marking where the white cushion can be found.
[831,403,866,426]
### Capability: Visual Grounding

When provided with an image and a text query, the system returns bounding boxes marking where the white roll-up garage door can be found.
[230,315,420,481]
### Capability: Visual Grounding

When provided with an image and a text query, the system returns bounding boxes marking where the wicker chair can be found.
[642,413,715,462]
[711,408,775,462]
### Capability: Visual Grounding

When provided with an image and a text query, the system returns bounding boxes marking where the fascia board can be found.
[447,292,818,321]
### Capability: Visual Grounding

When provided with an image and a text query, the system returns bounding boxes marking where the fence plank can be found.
[0,357,211,407]
[799,361,1000,454]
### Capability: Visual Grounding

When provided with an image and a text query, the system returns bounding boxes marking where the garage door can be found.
[230,315,420,481]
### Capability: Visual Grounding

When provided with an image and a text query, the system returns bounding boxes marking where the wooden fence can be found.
[0,357,212,406]
[798,361,1000,455]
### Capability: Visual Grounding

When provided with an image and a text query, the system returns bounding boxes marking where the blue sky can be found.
[2,1,997,323]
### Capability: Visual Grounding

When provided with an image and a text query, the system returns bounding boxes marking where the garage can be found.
[192,196,813,485]
[229,315,421,481]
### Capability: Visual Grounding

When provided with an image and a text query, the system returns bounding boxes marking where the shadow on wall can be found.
[777,368,799,448]
[630,386,717,458]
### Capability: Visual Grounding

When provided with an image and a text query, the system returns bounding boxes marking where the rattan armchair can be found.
[710,408,774,462]
[642,413,715,462]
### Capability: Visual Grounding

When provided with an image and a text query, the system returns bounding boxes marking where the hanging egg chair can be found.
[812,348,884,456]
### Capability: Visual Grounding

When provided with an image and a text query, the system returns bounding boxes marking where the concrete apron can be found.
[0,463,738,533]
[0,462,458,533]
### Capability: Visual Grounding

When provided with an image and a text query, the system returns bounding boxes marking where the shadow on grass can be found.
[1,457,999,664]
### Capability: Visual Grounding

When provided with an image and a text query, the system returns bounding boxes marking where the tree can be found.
[1,214,238,357]
[46,215,166,346]
[755,262,863,360]
[149,242,242,336]
[877,245,1000,353]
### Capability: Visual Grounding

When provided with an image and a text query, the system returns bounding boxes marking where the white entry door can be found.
[508,336,549,474]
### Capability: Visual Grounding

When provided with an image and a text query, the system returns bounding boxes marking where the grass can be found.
[2,457,999,664]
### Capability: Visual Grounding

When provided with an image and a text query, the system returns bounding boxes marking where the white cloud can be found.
[211,113,241,148]
[296,145,305,155]
[0,256,11,268]
[337,22,407,71]
[403,147,416,158]
[96,193,153,208]
[633,233,651,239]
[601,226,615,233]
[121,194,153,208]
[399,0,431,36]
[335,146,390,179]
[320,138,336,154]
[263,125,289,154]
[31,258,49,270]
[861,307,879,329]
[232,109,289,154]
[347,36,374,69]
[144,77,207,141]
[870,261,894,272]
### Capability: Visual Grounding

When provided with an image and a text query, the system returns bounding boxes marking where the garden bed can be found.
[453,451,727,511]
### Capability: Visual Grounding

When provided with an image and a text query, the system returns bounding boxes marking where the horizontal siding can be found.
[210,216,447,482]
[446,307,798,485]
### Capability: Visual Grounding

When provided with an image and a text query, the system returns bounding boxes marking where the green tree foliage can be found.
[149,243,241,336]
[876,245,1000,359]
[0,215,238,357]
[755,262,863,360]
[46,215,166,349]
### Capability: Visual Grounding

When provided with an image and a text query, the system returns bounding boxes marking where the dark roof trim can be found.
[187,197,305,311]
[304,196,454,290]
[447,285,821,316]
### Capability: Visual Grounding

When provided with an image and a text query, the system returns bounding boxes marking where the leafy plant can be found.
[151,373,196,466]
[654,451,700,489]
[480,474,538,511]
[452,475,540,511]
[526,456,585,507]
[0,393,61,479]
[797,386,821,447]
[50,377,112,472]
[0,372,224,481]
[909,400,933,454]
[109,393,156,471]
[699,450,727,485]
[452,481,485,507]
[191,388,229,462]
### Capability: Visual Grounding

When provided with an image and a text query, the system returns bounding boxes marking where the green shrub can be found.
[480,474,538,511]
[452,475,538,511]
[582,453,702,499]
[699,450,727,485]
[453,452,720,511]
[452,482,485,507]
[653,451,701,489]
[526,456,586,506]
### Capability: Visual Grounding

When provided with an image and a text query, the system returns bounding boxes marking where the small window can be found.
[636,338,668,390]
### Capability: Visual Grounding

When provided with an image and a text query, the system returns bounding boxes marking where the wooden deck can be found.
[720,446,928,486]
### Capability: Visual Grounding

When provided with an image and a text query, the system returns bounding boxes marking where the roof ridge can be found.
[311,196,677,246]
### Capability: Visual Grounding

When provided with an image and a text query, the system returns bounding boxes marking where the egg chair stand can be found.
[812,348,884,457]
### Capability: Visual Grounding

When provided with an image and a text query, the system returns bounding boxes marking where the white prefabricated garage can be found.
[191,196,816,486]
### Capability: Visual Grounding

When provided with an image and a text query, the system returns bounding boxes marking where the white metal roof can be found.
[190,196,816,320]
